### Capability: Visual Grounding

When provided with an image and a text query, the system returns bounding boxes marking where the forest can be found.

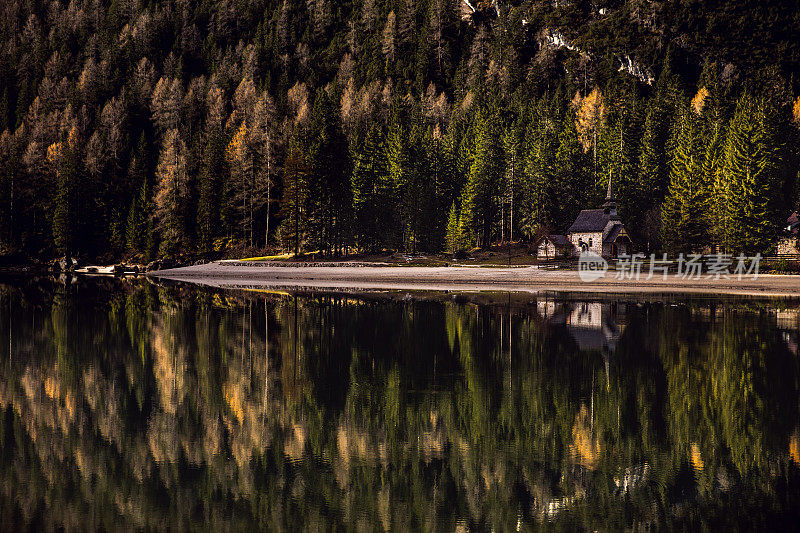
[1,0,799,262]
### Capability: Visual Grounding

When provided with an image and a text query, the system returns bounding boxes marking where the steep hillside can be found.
[0,0,797,260]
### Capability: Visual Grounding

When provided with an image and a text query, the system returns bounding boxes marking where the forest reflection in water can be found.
[0,277,798,530]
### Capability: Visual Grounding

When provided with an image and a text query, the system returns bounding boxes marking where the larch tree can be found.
[154,128,189,255]
[382,12,397,72]
[226,79,278,249]
[428,0,456,80]
[150,77,184,134]
[575,87,605,184]
[226,123,255,246]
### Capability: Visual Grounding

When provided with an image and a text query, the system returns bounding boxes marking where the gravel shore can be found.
[148,261,800,297]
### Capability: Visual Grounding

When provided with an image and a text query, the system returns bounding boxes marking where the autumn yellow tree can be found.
[575,87,605,182]
[792,96,800,126]
[226,81,279,248]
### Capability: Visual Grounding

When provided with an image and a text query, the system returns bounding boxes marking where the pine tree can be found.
[279,144,309,255]
[715,94,781,254]
[194,83,226,253]
[597,93,641,227]
[386,119,410,249]
[553,111,591,230]
[305,90,351,256]
[197,126,225,253]
[445,200,463,253]
[661,108,712,253]
[407,123,439,252]
[51,136,82,256]
[520,103,558,237]
[637,66,684,248]
[351,125,392,252]
[503,121,523,242]
[0,130,20,251]
[460,110,504,247]
[426,125,458,251]
[125,134,152,256]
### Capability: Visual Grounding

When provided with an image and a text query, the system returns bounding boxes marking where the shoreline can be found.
[148,261,800,297]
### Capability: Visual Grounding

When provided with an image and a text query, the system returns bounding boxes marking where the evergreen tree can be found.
[0,130,20,251]
[503,120,523,242]
[51,137,82,256]
[386,118,411,250]
[715,94,782,254]
[351,125,392,252]
[306,90,352,256]
[0,0,798,261]
[125,134,153,256]
[553,110,592,230]
[407,123,439,252]
[460,110,504,246]
[197,126,225,254]
[445,200,464,253]
[636,67,684,248]
[520,103,559,237]
[279,144,309,256]
[661,108,712,253]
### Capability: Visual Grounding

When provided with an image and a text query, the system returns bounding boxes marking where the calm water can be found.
[0,277,799,530]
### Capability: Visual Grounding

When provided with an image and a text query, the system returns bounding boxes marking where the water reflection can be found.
[0,278,798,530]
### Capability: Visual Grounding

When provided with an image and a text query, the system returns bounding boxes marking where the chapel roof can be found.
[567,209,612,233]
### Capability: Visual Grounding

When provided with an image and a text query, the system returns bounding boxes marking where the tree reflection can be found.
[0,280,798,530]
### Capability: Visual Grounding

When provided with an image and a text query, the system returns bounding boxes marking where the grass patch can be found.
[239,253,295,261]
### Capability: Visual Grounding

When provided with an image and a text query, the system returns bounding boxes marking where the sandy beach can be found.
[148,261,800,297]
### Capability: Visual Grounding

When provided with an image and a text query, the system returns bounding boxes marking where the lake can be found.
[0,277,798,530]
